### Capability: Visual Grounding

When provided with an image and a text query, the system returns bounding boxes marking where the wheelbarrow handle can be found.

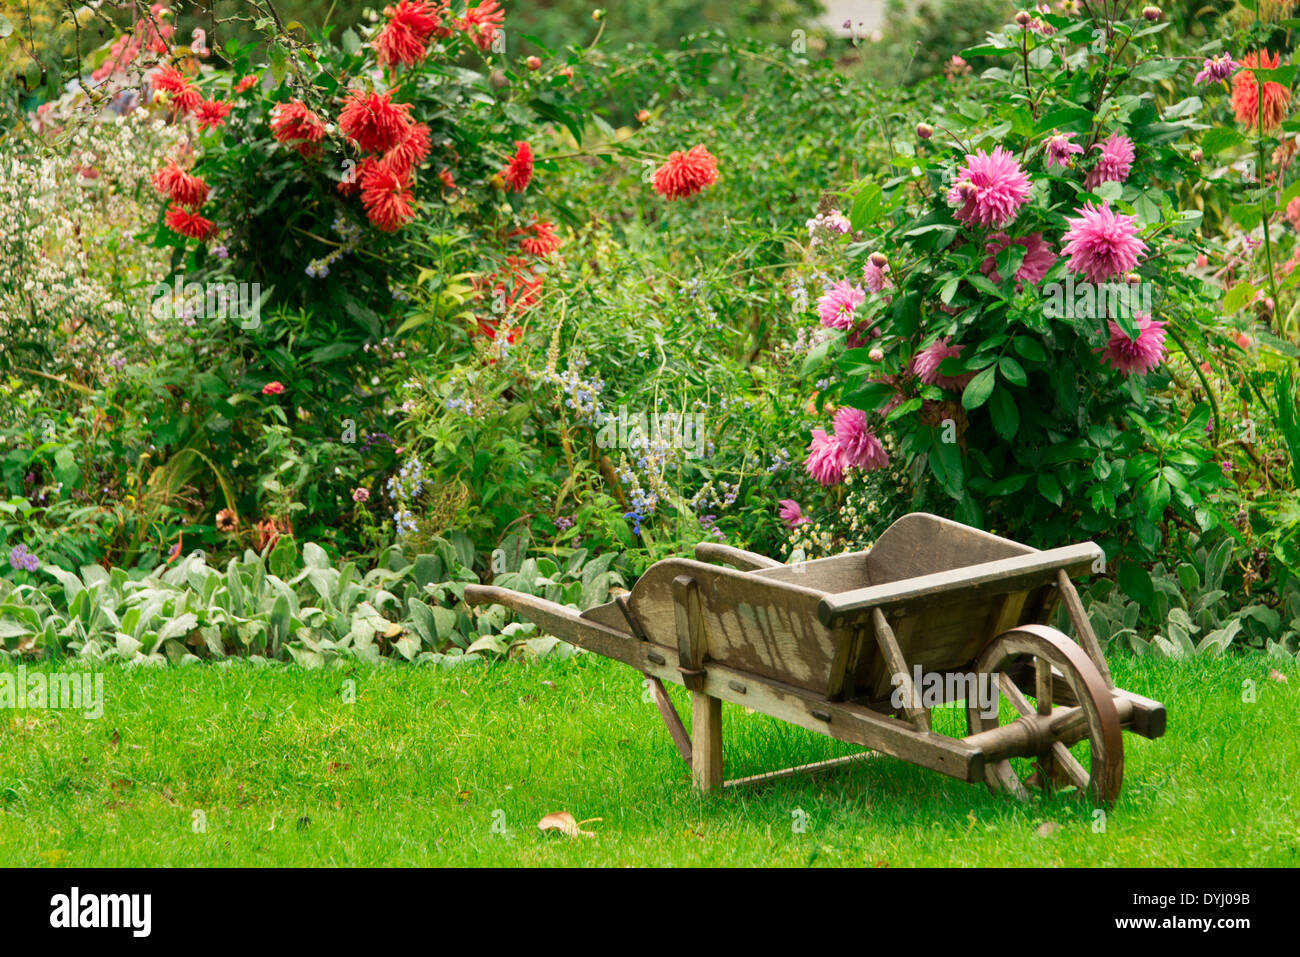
[463,584,641,664]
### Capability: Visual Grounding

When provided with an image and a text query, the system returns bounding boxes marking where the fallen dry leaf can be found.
[538,811,598,838]
[1269,669,1288,683]
[1035,822,1060,838]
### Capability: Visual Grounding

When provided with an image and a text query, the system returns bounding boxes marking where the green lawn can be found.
[1,652,1296,866]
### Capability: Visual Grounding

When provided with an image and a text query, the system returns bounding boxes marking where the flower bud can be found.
[868,348,885,362]
[526,56,541,70]
[917,122,933,139]
[1015,11,1033,25]
[870,252,889,268]
[1142,5,1160,20]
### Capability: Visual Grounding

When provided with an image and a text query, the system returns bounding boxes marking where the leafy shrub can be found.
[796,4,1242,569]
[0,532,628,667]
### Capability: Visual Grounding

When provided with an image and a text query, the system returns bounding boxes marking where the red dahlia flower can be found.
[1232,49,1292,132]
[459,1,505,52]
[164,204,215,240]
[195,99,232,131]
[503,141,534,192]
[339,89,414,154]
[359,156,417,231]
[375,0,445,68]
[482,257,544,313]
[152,159,209,208]
[514,219,561,257]
[235,74,260,94]
[271,100,328,156]
[652,145,719,200]
[152,65,201,115]
[384,121,431,176]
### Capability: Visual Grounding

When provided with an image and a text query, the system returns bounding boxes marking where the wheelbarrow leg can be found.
[692,692,723,792]
[674,575,724,793]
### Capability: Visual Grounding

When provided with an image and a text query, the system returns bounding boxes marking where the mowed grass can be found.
[0,652,1296,866]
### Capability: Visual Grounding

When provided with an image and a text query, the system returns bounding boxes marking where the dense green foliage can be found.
[2,0,1299,665]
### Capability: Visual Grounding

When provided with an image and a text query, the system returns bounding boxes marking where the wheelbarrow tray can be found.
[466,513,1165,805]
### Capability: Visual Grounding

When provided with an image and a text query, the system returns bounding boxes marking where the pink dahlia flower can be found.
[946,146,1032,229]
[1044,131,1084,170]
[778,499,810,528]
[1099,313,1166,375]
[833,407,889,471]
[912,337,974,390]
[1061,202,1147,283]
[862,260,891,293]
[980,232,1058,287]
[817,281,866,330]
[804,429,846,486]
[1085,132,1135,189]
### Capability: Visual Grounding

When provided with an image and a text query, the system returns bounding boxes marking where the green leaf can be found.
[849,183,882,232]
[1223,282,1257,314]
[1036,472,1063,506]
[988,387,1019,440]
[1201,126,1246,155]
[961,366,997,410]
[268,42,289,85]
[1012,336,1047,362]
[1118,561,1155,608]
[998,356,1027,387]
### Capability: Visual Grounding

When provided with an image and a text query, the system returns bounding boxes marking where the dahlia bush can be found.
[792,2,1274,569]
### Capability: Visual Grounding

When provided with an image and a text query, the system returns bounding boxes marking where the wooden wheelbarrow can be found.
[465,513,1165,805]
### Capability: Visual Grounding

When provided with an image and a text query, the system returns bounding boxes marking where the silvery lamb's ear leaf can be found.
[303,542,330,569]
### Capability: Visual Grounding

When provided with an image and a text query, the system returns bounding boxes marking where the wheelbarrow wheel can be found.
[967,624,1123,806]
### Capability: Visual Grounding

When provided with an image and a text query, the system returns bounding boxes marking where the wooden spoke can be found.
[998,671,1036,717]
[1035,658,1053,716]
[1050,741,1090,793]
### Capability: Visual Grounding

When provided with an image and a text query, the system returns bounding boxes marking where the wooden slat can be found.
[825,624,864,702]
[1056,569,1114,688]
[650,677,692,765]
[694,542,783,571]
[818,544,1103,626]
[871,608,930,731]
[672,575,707,691]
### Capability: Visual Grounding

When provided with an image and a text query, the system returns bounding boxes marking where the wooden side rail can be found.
[817,543,1102,626]
[693,542,783,571]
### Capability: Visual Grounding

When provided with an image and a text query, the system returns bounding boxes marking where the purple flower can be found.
[8,544,39,572]
[1044,131,1084,170]
[1194,53,1238,86]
